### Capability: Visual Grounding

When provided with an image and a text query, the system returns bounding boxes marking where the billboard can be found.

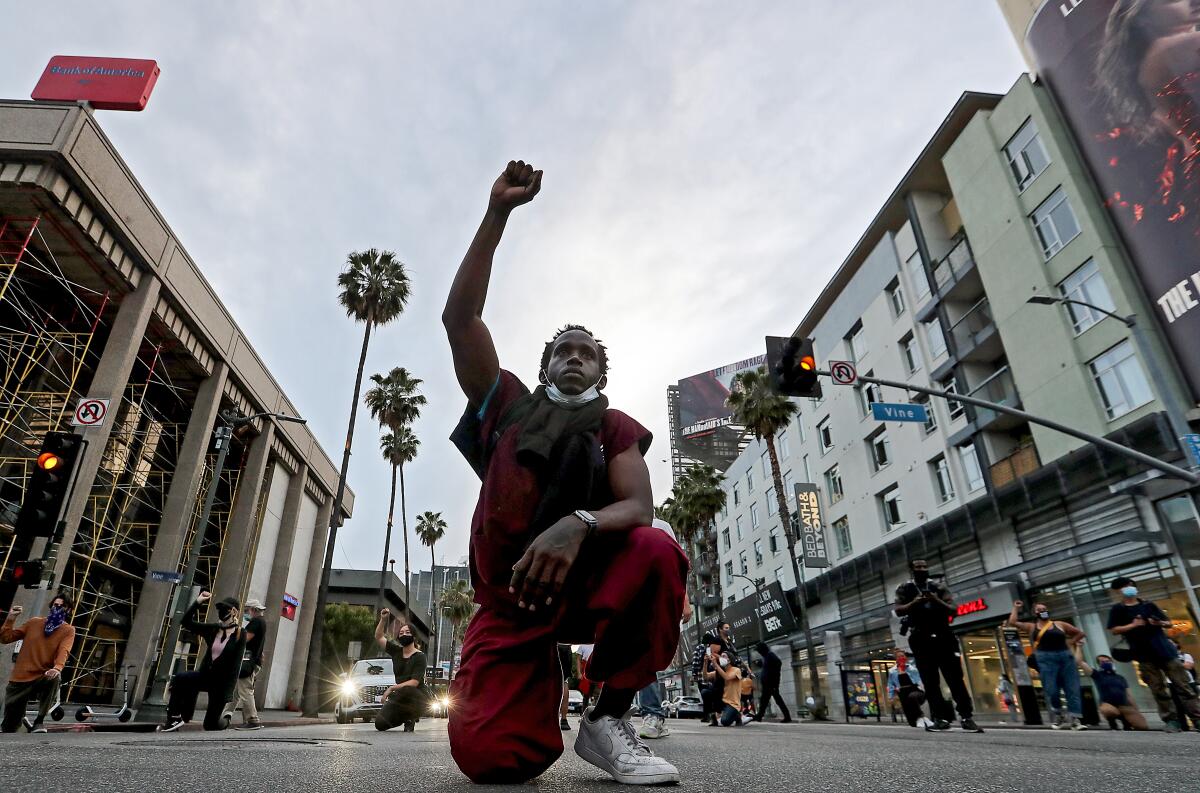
[32,56,160,111]
[793,483,829,568]
[687,581,798,648]
[676,355,766,439]
[1025,1,1200,402]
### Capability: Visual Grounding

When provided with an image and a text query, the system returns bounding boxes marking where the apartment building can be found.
[709,76,1200,722]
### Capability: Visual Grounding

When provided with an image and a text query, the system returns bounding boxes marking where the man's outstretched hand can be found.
[509,515,587,611]
[490,160,542,212]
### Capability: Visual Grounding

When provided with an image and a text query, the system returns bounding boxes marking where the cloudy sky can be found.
[7,2,1026,575]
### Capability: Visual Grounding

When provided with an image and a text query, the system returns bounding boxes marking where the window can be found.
[761,450,771,477]
[728,595,736,605]
[915,394,938,434]
[888,282,906,317]
[1004,118,1051,191]
[824,465,844,504]
[901,333,921,374]
[766,487,777,516]
[959,443,986,493]
[931,455,955,503]
[833,517,852,558]
[1089,340,1153,419]
[774,566,785,584]
[857,373,882,416]
[846,323,868,363]
[1060,259,1117,334]
[733,485,740,507]
[868,429,892,471]
[778,429,790,459]
[942,376,965,419]
[753,539,764,567]
[925,318,947,359]
[879,485,904,531]
[1031,187,1081,259]
[906,250,930,301]
[750,503,761,529]
[769,530,780,554]
[796,415,807,444]
[739,551,749,575]
[725,561,734,584]
[746,468,755,493]
[817,417,833,452]
[736,515,744,541]
[784,469,795,499]
[722,528,731,550]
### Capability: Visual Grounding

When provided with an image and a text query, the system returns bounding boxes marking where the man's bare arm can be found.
[442,161,542,407]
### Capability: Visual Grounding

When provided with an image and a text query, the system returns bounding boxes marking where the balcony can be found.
[990,442,1040,489]
[967,366,1024,432]
[931,236,981,302]
[948,297,1003,362]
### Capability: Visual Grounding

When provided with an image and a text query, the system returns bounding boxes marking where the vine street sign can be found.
[870,401,928,423]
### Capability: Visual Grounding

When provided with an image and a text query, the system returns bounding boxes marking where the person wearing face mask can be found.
[1075,648,1147,731]
[1007,600,1087,729]
[234,598,268,730]
[374,608,429,732]
[159,592,245,732]
[886,650,930,729]
[442,161,687,786]
[704,650,746,727]
[1,593,76,733]
[893,559,982,733]
[1107,576,1200,732]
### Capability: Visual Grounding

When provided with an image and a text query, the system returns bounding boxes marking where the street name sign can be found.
[1183,433,1200,468]
[149,570,182,584]
[871,401,928,423]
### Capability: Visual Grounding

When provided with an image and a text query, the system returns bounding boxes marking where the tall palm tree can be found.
[674,464,727,610]
[727,365,825,717]
[365,368,426,618]
[415,510,447,660]
[441,578,475,681]
[303,248,411,717]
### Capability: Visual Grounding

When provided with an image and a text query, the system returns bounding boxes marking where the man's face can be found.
[50,598,67,613]
[544,330,603,395]
[910,560,929,580]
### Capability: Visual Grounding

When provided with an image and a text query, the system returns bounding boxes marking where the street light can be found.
[144,409,306,708]
[729,573,767,644]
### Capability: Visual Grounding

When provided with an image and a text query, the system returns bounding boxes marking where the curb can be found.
[41,716,333,734]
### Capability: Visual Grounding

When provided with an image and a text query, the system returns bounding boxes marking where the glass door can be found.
[959,627,1008,718]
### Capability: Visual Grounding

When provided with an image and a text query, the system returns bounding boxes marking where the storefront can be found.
[948,583,1020,720]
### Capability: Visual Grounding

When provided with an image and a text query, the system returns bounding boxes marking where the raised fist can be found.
[197,591,212,605]
[8,605,22,618]
[489,160,542,212]
[380,608,390,618]
[1013,600,1023,609]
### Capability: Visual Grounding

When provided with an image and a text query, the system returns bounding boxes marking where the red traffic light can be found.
[37,452,63,471]
[11,559,44,586]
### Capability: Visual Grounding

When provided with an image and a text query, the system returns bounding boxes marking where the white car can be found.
[335,658,395,724]
[668,696,704,719]
[567,690,585,714]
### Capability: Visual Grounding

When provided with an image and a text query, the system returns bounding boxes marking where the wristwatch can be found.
[573,509,599,538]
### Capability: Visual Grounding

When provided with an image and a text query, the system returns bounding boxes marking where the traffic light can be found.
[15,431,83,540]
[10,559,44,588]
[765,336,821,398]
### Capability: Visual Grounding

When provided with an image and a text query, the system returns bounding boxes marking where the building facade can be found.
[0,100,354,710]
[410,564,470,670]
[708,77,1200,722]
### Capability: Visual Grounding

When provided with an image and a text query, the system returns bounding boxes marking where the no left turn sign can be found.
[829,361,858,385]
[72,398,110,427]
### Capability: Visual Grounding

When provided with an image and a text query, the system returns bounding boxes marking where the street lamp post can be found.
[144,409,306,708]
[729,573,767,645]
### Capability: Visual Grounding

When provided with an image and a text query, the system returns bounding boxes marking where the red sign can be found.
[281,593,299,621]
[32,56,160,111]
[953,598,988,620]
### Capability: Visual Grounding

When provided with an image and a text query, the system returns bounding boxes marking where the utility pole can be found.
[730,573,767,644]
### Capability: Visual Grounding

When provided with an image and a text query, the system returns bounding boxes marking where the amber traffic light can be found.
[765,336,822,398]
[15,432,83,540]
[37,452,62,471]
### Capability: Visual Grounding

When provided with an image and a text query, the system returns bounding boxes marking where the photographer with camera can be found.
[893,560,982,733]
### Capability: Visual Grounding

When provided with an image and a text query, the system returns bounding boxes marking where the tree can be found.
[303,248,411,717]
[318,603,378,708]
[379,427,420,624]
[415,510,448,661]
[441,578,475,681]
[727,366,825,717]
[673,464,727,611]
[365,368,426,617]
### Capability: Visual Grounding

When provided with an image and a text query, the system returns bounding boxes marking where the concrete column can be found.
[122,362,228,707]
[211,421,275,601]
[823,630,846,722]
[254,463,308,708]
[286,495,333,708]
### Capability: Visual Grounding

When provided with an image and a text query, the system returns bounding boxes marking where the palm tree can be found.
[415,511,447,659]
[727,365,825,717]
[365,368,426,618]
[673,464,727,611]
[441,578,475,681]
[303,248,411,717]
[379,428,420,622]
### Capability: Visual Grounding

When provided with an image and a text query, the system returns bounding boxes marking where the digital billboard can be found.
[676,355,766,439]
[1025,0,1200,402]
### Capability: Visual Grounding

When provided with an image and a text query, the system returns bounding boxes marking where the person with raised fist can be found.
[1,593,75,733]
[158,591,245,732]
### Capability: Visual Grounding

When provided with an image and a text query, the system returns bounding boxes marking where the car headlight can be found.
[340,680,357,697]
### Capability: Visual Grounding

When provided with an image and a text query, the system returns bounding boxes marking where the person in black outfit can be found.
[893,560,982,733]
[235,598,268,730]
[374,608,429,732]
[752,642,792,723]
[159,592,246,732]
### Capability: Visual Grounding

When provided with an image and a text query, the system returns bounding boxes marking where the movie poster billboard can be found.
[676,355,766,439]
[1026,0,1200,402]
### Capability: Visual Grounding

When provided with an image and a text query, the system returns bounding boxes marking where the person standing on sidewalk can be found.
[893,559,982,733]
[1075,647,1147,731]
[235,598,267,730]
[752,642,791,723]
[159,592,245,732]
[1107,576,1200,732]
[1,594,75,733]
[1007,599,1087,730]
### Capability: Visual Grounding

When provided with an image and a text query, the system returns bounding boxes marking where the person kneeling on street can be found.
[160,592,245,732]
[373,609,428,732]
[1076,647,1148,731]
[706,650,748,727]
[887,650,931,729]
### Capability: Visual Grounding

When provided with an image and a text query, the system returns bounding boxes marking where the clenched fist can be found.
[489,160,542,212]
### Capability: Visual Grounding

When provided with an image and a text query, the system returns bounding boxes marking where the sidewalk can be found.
[38,708,332,734]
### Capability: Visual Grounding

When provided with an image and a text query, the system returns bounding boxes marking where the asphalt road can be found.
[1,716,1195,792]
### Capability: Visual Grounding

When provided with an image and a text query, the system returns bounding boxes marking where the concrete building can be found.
[0,100,354,710]
[709,78,1200,722]
[326,568,432,646]
[409,564,470,669]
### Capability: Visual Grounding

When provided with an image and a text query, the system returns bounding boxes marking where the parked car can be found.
[668,696,704,719]
[567,690,585,714]
[335,658,394,724]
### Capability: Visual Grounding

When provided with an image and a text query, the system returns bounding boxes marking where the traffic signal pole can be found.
[823,370,1199,485]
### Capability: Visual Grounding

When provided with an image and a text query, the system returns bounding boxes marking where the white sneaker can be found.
[638,713,670,739]
[915,717,934,729]
[575,707,680,785]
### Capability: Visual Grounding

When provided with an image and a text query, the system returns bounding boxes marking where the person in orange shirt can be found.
[1,592,76,733]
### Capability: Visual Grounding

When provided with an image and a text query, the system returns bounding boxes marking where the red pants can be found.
[448,526,688,784]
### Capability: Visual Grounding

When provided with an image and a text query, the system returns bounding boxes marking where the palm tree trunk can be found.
[400,463,412,626]
[377,462,398,614]
[448,621,460,681]
[765,435,823,718]
[428,544,437,664]
[302,319,373,717]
